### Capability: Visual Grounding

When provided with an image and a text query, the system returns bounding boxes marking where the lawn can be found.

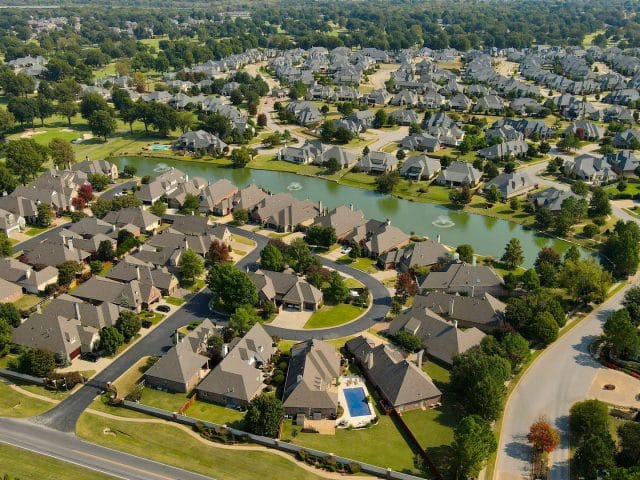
[25,226,49,236]
[14,294,42,311]
[184,400,246,428]
[336,255,379,273]
[140,387,190,412]
[88,393,154,419]
[393,181,453,205]
[303,303,365,329]
[344,277,365,289]
[0,444,118,480]
[112,356,149,397]
[422,362,451,385]
[231,234,256,246]
[464,197,534,226]
[164,296,185,306]
[0,381,53,417]
[76,413,327,480]
[18,383,70,401]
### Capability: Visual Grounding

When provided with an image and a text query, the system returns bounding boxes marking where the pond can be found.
[115,156,584,267]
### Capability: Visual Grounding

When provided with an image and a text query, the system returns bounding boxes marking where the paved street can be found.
[494,282,635,480]
[12,222,71,255]
[100,180,138,200]
[0,417,214,480]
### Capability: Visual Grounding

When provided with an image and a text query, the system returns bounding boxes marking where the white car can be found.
[341,246,352,254]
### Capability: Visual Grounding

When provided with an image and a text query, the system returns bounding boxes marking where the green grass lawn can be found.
[89,393,154,419]
[0,443,119,480]
[184,401,246,428]
[0,381,53,417]
[344,277,365,289]
[140,387,190,412]
[0,354,16,369]
[25,226,49,236]
[336,255,379,273]
[164,296,185,306]
[605,181,640,198]
[393,181,453,205]
[231,234,256,246]
[303,303,365,329]
[423,362,451,385]
[18,383,70,401]
[76,413,327,480]
[14,294,42,311]
[464,197,534,226]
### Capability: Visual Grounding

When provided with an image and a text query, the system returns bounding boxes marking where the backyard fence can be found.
[391,410,443,480]
[0,368,46,386]
[122,400,426,480]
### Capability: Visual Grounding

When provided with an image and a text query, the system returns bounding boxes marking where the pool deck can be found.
[337,375,376,428]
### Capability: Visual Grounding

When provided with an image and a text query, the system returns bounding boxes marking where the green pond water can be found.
[116,156,587,267]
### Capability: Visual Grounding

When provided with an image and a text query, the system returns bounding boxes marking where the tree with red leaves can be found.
[78,183,94,203]
[72,196,87,210]
[395,272,417,301]
[208,239,231,265]
[527,417,560,454]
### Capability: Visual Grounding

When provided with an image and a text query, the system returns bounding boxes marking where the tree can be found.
[0,318,11,356]
[257,113,267,127]
[232,208,249,225]
[320,120,337,142]
[150,103,178,137]
[97,240,115,262]
[570,399,609,445]
[501,238,524,270]
[149,200,167,217]
[175,111,194,134]
[181,193,200,215]
[231,148,251,167]
[36,203,53,228]
[572,180,589,196]
[521,269,540,291]
[324,157,341,173]
[5,138,48,184]
[603,309,640,359]
[122,165,137,178]
[622,286,640,325]
[287,238,316,274]
[80,92,109,119]
[0,303,21,328]
[456,244,474,263]
[57,260,81,286]
[0,233,11,258]
[375,171,400,193]
[244,393,285,438]
[78,184,93,203]
[602,220,640,278]
[527,417,560,453]
[374,109,387,128]
[486,184,501,203]
[449,186,472,207]
[207,239,231,265]
[325,271,350,304]
[617,422,640,467]
[0,106,15,138]
[229,306,262,335]
[505,289,566,335]
[0,165,18,195]
[260,243,285,272]
[207,263,258,312]
[509,197,520,211]
[395,272,417,301]
[35,95,55,126]
[16,348,56,377]
[530,311,559,346]
[98,327,124,356]
[453,415,497,480]
[305,225,337,248]
[589,186,611,217]
[89,110,117,141]
[534,207,553,231]
[179,249,204,284]
[394,330,423,352]
[501,332,531,371]
[115,310,141,343]
[88,173,110,192]
[559,259,611,304]
[573,433,616,480]
[564,245,580,263]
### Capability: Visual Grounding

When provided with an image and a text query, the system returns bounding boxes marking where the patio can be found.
[336,375,376,429]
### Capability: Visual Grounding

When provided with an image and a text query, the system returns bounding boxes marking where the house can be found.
[428,125,465,147]
[282,339,341,419]
[563,154,617,184]
[68,217,117,238]
[0,258,58,294]
[316,146,357,169]
[23,238,91,268]
[165,177,209,210]
[607,150,640,175]
[249,269,323,311]
[420,262,506,297]
[103,207,160,233]
[285,101,322,126]
[530,187,581,212]
[378,240,448,271]
[473,94,504,112]
[145,227,230,258]
[365,89,391,106]
[13,313,87,362]
[144,320,216,392]
[199,179,239,215]
[251,193,319,232]
[485,125,524,143]
[390,90,419,107]
[40,294,122,332]
[362,221,411,257]
[415,291,506,333]
[0,208,22,236]
[196,324,275,408]
[137,169,188,204]
[72,160,119,181]
[71,276,161,312]
[564,120,605,141]
[313,206,366,240]
[484,171,536,199]
[400,133,441,152]
[232,184,268,212]
[613,129,640,149]
[0,277,23,303]
[436,161,483,187]
[449,93,472,111]
[346,336,442,412]
[106,258,179,296]
[388,306,485,365]
[174,130,228,154]
[399,155,441,180]
[278,140,323,165]
[355,151,399,174]
[0,196,37,224]
[389,109,420,126]
[477,140,529,161]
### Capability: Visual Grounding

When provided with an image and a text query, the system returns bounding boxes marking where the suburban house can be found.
[607,150,640,175]
[420,262,506,297]
[71,276,161,312]
[106,258,179,296]
[103,207,160,233]
[312,205,366,240]
[477,140,529,161]
[144,320,217,392]
[174,130,228,155]
[378,239,448,271]
[315,145,357,169]
[355,151,399,174]
[485,125,524,143]
[23,238,91,268]
[563,154,618,184]
[249,269,323,311]
[279,140,324,165]
[0,196,37,224]
[388,306,485,365]
[399,155,442,180]
[344,219,410,258]
[0,258,58,294]
[137,169,189,204]
[165,177,209,209]
[72,159,119,181]
[613,129,640,149]
[564,120,605,141]
[530,187,581,212]
[232,184,268,212]
[389,109,420,126]
[0,277,23,303]
[199,179,239,215]
[251,193,320,232]
[282,339,342,419]
[346,336,442,412]
[145,226,229,258]
[0,208,23,236]
[435,161,483,187]
[196,323,275,408]
[400,133,441,152]
[390,89,419,107]
[483,171,536,199]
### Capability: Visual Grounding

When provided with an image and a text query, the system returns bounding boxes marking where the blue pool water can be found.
[343,387,371,417]
[150,145,171,150]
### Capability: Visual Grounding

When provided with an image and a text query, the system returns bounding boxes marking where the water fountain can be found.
[287,181,303,191]
[432,215,456,228]
[153,163,171,173]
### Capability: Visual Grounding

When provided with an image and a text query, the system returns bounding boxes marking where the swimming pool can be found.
[150,145,171,150]
[343,387,371,417]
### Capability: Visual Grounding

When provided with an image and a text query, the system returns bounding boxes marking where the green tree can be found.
[207,263,258,312]
[573,433,616,480]
[534,207,553,231]
[36,203,53,228]
[603,309,640,359]
[80,92,109,119]
[0,303,21,328]
[179,249,204,284]
[230,148,251,168]
[229,306,262,336]
[394,330,423,352]
[0,233,11,258]
[589,186,611,217]
[324,157,340,173]
[56,260,81,286]
[98,327,124,356]
[0,165,18,195]
[115,310,141,343]
[558,258,611,304]
[244,393,285,438]
[149,200,167,217]
[150,102,178,137]
[449,186,472,207]
[260,243,286,272]
[232,208,249,225]
[96,240,115,262]
[452,415,497,480]
[602,221,640,278]
[456,244,474,263]
[375,171,400,193]
[0,106,15,138]
[16,348,56,377]
[0,318,11,356]
[501,238,524,270]
[571,180,589,196]
[501,332,531,371]
[305,225,337,248]
[175,111,194,134]
[564,245,581,263]
[57,100,79,125]
[89,110,117,142]
[622,286,640,325]
[325,270,349,304]
[521,269,540,291]
[617,421,640,467]
[287,238,316,274]
[34,95,55,127]
[181,193,200,215]
[5,138,48,184]
[570,399,609,444]
[530,311,559,346]
[486,184,501,203]
[88,173,110,192]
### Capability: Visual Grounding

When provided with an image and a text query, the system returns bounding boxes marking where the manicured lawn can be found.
[303,303,365,329]
[336,255,378,273]
[0,354,16,369]
[393,181,452,205]
[231,234,256,246]
[0,443,118,480]
[400,406,459,451]
[423,362,451,385]
[344,277,365,289]
[464,197,534,226]
[164,296,185,306]
[88,393,154,419]
[18,383,70,401]
[250,154,323,176]
[112,356,149,397]
[184,401,246,427]
[25,226,49,236]
[76,413,327,480]
[338,171,377,190]
[0,381,53,417]
[138,310,165,325]
[14,294,42,311]
[287,401,421,474]
[605,181,640,198]
[140,387,190,412]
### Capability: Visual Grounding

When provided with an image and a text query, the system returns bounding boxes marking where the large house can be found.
[399,155,441,181]
[0,277,23,303]
[378,239,448,271]
[346,336,442,412]
[484,171,536,199]
[563,154,617,184]
[72,159,119,181]
[199,179,239,215]
[355,151,399,174]
[530,187,580,212]
[71,276,161,312]
[137,169,189,204]
[436,161,483,187]
[0,258,58,294]
[312,205,366,240]
[249,269,323,311]
[420,262,506,297]
[251,193,319,232]
[282,339,342,419]
[23,238,91,268]
[477,140,529,161]
[103,207,160,233]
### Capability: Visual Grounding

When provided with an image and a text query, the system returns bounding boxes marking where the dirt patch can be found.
[587,368,640,408]
[19,129,45,138]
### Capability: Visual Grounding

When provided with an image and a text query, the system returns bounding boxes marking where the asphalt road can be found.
[0,417,214,480]
[12,222,71,255]
[494,282,635,480]
[100,180,138,200]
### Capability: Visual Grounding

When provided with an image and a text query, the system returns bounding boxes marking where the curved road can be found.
[494,282,635,480]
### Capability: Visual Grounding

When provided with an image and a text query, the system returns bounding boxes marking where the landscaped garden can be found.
[336,255,378,273]
[184,400,246,427]
[303,303,365,329]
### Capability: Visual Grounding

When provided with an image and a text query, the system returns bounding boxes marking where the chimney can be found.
[74,302,81,320]
[366,351,374,370]
[453,319,458,329]
[472,255,477,266]
[25,268,31,279]
[67,237,73,250]
[416,349,424,368]
[136,266,140,281]
[437,234,441,243]
[449,297,454,316]
[318,200,323,212]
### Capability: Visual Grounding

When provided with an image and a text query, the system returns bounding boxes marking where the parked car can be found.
[80,352,99,362]
[156,305,171,313]
[141,320,152,328]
